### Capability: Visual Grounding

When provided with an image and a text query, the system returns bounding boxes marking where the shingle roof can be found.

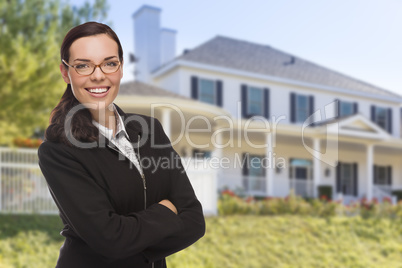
[177,36,400,99]
[119,80,189,100]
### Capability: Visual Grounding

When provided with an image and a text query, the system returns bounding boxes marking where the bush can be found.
[392,190,402,202]
[318,185,332,200]
[219,190,338,218]
[218,190,402,219]
[12,137,43,148]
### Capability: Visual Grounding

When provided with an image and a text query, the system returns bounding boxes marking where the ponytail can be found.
[45,85,99,146]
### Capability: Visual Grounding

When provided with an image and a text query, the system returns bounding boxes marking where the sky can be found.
[70,0,402,96]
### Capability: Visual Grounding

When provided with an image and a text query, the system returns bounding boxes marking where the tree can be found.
[0,0,109,146]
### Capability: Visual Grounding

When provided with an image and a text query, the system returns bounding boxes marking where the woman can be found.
[38,22,205,268]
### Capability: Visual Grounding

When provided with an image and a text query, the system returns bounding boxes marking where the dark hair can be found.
[45,22,123,146]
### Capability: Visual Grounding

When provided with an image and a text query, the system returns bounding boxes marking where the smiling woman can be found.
[60,34,122,125]
[38,22,205,268]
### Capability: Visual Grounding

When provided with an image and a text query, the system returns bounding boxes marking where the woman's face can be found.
[60,34,123,112]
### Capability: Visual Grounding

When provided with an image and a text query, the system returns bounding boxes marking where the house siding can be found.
[156,66,401,138]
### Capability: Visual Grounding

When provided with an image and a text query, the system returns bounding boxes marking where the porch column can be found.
[210,130,223,216]
[313,138,321,198]
[160,108,172,139]
[366,144,373,201]
[212,130,223,159]
[266,133,274,196]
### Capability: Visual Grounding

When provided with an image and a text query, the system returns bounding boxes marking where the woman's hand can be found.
[159,199,178,215]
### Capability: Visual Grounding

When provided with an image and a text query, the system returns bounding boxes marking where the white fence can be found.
[218,174,268,197]
[183,158,218,215]
[0,147,57,214]
[0,147,218,215]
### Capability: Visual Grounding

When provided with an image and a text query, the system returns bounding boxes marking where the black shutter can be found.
[387,166,392,185]
[242,153,249,176]
[264,88,270,119]
[290,93,296,123]
[373,165,377,184]
[309,95,314,116]
[336,161,341,193]
[335,99,340,118]
[388,108,392,134]
[353,102,358,114]
[216,80,223,107]
[241,85,248,118]
[371,105,376,122]
[353,163,358,197]
[191,76,198,100]
[309,95,315,125]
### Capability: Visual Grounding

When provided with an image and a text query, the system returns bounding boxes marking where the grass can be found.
[0,214,402,267]
[0,214,63,268]
[167,215,402,268]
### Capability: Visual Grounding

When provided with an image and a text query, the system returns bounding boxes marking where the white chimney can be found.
[133,5,177,82]
[160,28,176,66]
[133,5,161,82]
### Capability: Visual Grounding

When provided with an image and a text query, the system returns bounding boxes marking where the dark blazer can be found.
[38,106,205,268]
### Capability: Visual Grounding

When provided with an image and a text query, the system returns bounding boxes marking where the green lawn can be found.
[0,214,401,268]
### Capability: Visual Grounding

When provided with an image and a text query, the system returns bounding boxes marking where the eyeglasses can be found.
[62,59,121,76]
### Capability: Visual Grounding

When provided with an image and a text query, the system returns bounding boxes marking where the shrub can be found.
[391,190,402,202]
[318,185,333,200]
[219,190,337,218]
[12,137,43,148]
[218,190,402,219]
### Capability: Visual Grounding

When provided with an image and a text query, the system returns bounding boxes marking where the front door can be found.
[337,162,357,196]
[289,159,313,197]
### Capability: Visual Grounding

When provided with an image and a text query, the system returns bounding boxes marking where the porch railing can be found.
[289,179,314,198]
[373,185,397,204]
[218,174,268,197]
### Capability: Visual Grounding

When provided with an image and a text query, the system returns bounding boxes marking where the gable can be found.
[324,114,390,140]
[341,119,377,133]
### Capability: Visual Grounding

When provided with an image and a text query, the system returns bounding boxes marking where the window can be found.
[374,165,392,185]
[337,100,357,117]
[248,155,265,177]
[241,85,269,118]
[248,87,264,116]
[290,93,314,123]
[242,153,266,194]
[296,95,309,122]
[191,76,223,106]
[371,105,392,133]
[375,107,387,129]
[199,79,215,105]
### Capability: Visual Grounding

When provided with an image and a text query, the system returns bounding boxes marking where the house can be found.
[116,5,402,206]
